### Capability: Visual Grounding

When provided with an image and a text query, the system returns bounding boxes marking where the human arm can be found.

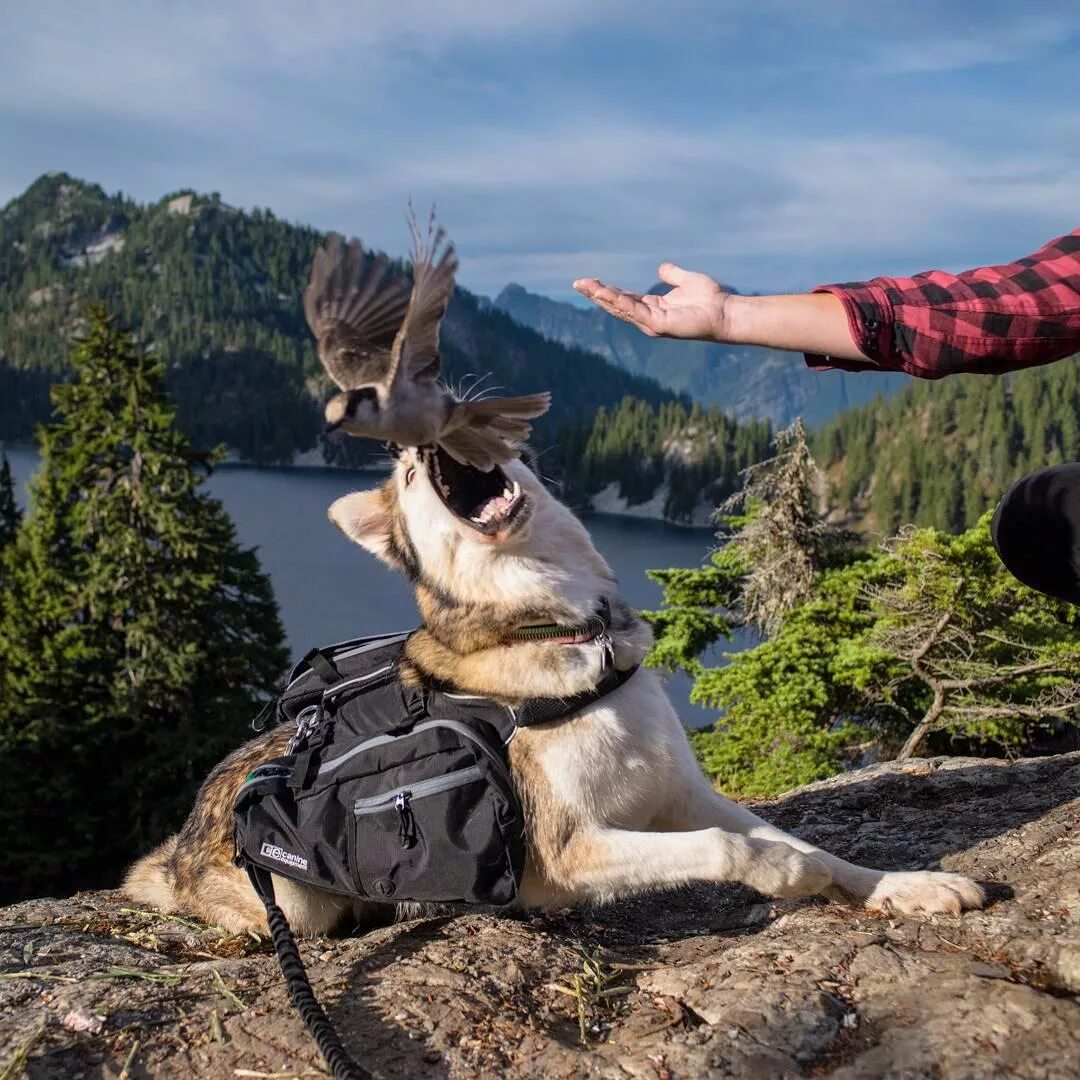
[574,229,1080,379]
[572,264,873,363]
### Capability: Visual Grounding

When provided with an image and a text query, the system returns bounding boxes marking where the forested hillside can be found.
[0,173,676,464]
[815,360,1080,535]
[495,281,910,427]
[551,396,773,523]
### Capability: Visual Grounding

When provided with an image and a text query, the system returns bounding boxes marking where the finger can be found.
[596,290,658,331]
[658,262,690,286]
[577,281,647,308]
[599,304,657,335]
[573,277,602,296]
[574,277,639,300]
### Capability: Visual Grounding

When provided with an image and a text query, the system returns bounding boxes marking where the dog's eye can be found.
[404,467,416,487]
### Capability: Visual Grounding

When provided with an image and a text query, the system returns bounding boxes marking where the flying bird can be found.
[304,211,551,470]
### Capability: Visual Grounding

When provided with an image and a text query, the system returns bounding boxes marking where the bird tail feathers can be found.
[439,425,518,472]
[458,391,552,423]
[439,392,551,470]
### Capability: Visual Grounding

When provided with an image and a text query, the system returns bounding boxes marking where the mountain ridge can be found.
[0,173,679,465]
[494,280,911,428]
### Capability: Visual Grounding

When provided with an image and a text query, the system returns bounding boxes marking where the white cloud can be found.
[286,117,1077,294]
[865,13,1075,75]
[0,2,622,127]
[2,2,1077,301]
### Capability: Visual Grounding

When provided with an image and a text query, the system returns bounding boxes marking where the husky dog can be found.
[125,447,985,934]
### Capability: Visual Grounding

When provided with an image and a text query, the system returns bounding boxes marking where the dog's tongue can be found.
[470,482,520,525]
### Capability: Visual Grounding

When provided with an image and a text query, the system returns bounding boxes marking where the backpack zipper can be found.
[394,792,415,849]
[352,765,484,811]
[318,719,513,790]
[284,632,410,689]
[354,763,485,848]
[321,663,396,701]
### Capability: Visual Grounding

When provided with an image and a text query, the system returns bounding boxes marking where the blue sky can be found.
[2,2,1078,301]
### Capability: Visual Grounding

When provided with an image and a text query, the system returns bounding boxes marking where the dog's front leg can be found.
[661,774,985,916]
[527,826,834,908]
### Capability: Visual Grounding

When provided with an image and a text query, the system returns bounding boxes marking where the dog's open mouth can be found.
[425,447,529,536]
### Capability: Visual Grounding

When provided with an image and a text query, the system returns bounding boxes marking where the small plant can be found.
[547,947,638,1044]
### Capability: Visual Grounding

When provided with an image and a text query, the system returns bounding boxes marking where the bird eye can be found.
[404,467,416,487]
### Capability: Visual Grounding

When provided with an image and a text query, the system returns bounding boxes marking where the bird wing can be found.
[386,205,459,390]
[304,232,412,390]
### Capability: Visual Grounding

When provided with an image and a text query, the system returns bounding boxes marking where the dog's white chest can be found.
[526,670,683,829]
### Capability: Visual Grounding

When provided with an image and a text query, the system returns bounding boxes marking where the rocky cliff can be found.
[1,752,1077,1078]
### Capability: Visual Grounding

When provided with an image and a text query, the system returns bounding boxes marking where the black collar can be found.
[508,598,640,726]
[503,597,612,645]
[422,597,639,729]
[514,661,639,727]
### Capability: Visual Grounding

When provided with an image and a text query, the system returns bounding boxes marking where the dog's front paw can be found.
[863,870,985,916]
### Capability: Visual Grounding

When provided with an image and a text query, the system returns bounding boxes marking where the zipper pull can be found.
[395,792,416,849]
[596,630,614,671]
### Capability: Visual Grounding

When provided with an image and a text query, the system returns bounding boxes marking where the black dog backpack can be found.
[233,620,636,1080]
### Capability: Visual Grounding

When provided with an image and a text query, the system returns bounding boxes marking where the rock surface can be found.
[1,752,1077,1079]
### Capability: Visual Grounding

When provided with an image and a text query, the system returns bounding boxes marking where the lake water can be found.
[5,447,745,725]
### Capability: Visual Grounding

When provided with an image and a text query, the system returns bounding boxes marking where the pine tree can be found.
[0,308,288,902]
[717,420,853,636]
[0,451,19,549]
[865,518,1080,759]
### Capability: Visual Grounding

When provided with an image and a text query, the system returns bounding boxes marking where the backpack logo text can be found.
[260,842,308,871]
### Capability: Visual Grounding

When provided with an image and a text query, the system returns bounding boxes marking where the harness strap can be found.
[245,865,370,1080]
[515,663,640,727]
[303,647,343,685]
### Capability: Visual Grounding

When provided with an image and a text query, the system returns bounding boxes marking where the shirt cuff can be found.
[803,282,897,372]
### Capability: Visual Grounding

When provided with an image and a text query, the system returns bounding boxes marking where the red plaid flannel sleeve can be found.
[805,229,1080,379]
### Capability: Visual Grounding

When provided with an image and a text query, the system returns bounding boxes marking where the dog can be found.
[125,445,986,934]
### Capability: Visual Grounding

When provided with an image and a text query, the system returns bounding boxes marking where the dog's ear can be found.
[328,488,396,565]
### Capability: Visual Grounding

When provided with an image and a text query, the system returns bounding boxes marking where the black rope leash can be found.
[246,866,371,1080]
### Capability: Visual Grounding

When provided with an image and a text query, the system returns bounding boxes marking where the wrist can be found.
[715,293,750,345]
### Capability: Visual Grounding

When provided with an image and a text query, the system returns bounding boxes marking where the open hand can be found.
[573,263,731,341]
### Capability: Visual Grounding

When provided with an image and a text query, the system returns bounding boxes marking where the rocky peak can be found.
[1,752,1076,1077]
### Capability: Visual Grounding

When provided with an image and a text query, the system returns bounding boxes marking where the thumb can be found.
[658,262,690,286]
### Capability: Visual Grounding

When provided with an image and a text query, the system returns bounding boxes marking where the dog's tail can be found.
[122,835,180,913]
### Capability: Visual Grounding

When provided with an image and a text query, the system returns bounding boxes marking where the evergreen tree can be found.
[646,418,1080,797]
[864,518,1080,759]
[0,452,19,549]
[564,395,771,522]
[0,308,288,902]
[714,420,853,636]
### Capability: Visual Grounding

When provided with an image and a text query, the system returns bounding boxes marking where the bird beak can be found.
[324,420,342,435]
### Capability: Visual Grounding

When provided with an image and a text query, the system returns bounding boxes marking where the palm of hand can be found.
[573,265,728,341]
[641,279,727,339]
